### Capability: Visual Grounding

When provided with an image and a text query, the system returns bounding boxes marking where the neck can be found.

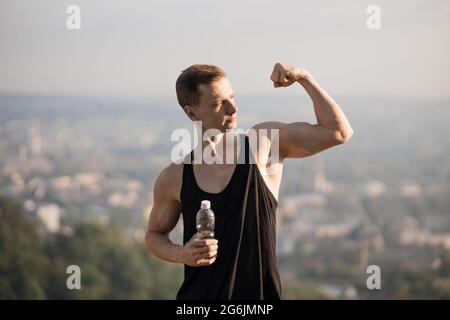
[194,130,239,164]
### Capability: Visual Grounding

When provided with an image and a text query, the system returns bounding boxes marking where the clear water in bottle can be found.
[196,200,215,239]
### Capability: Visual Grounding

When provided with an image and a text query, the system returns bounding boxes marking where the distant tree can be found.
[282,280,328,299]
[44,221,183,299]
[0,196,49,299]
[0,195,183,299]
[437,250,450,278]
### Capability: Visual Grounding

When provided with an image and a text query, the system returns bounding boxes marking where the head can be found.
[176,64,238,133]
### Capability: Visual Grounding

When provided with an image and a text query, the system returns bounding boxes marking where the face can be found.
[185,77,238,132]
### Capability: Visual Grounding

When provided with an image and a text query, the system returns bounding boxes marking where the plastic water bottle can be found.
[196,200,215,239]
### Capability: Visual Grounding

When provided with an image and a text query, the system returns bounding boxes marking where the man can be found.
[145,63,353,299]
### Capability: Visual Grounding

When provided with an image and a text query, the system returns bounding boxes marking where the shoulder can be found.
[250,121,286,132]
[248,121,285,150]
[247,122,285,165]
[154,161,184,202]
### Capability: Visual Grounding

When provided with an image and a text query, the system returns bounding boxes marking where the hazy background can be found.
[1,0,450,99]
[1,0,450,300]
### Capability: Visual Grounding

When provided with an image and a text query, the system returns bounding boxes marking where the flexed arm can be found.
[253,63,354,159]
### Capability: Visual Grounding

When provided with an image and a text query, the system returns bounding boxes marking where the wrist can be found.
[174,245,184,264]
[295,70,312,85]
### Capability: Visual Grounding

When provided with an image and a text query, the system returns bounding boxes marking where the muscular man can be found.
[145,63,353,300]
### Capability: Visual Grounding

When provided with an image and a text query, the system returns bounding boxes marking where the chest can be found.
[192,163,238,194]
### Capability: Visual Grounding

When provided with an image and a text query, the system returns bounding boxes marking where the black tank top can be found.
[177,133,282,300]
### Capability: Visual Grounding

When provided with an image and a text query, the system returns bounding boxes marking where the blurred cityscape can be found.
[1,94,450,299]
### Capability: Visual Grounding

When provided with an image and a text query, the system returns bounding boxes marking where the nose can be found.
[224,100,238,115]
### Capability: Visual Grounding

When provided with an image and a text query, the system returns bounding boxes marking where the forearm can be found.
[297,75,353,141]
[145,231,183,264]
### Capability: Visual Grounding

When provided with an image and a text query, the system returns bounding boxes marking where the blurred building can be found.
[37,203,61,233]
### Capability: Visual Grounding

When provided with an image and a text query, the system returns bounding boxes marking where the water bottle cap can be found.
[201,200,211,209]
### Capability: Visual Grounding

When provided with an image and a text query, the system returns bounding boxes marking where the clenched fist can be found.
[270,63,310,88]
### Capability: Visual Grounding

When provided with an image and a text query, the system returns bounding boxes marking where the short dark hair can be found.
[176,64,226,109]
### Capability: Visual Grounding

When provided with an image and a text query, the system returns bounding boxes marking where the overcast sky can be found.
[1,0,449,99]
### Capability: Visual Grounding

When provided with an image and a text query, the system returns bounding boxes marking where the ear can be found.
[183,105,198,121]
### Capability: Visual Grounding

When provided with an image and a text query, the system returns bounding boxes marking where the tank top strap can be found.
[238,133,249,165]
[243,134,250,164]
